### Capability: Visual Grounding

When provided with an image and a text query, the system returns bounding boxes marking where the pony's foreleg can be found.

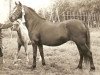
[24,43,29,64]
[76,43,83,69]
[38,44,46,66]
[32,43,37,69]
[14,43,21,64]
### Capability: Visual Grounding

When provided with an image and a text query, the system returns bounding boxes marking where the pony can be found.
[12,19,31,64]
[9,2,95,71]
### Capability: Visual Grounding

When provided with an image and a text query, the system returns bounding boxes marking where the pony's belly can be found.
[40,29,69,46]
[41,35,69,46]
[42,39,68,46]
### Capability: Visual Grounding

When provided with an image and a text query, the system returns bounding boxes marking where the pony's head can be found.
[11,20,20,31]
[9,1,22,22]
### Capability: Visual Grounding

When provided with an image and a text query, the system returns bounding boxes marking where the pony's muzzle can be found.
[9,16,16,22]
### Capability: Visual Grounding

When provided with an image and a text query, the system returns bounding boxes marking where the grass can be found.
[0,28,100,75]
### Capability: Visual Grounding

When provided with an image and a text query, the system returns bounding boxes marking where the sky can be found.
[15,0,54,11]
[0,0,54,23]
[0,0,9,23]
[0,0,77,23]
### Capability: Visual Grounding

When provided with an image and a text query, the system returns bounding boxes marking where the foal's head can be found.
[11,20,20,31]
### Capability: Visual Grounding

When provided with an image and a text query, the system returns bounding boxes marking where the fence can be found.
[48,11,100,28]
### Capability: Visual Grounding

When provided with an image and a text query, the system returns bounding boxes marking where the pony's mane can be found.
[24,5,46,20]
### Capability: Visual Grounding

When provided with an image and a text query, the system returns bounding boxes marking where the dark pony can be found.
[9,2,95,71]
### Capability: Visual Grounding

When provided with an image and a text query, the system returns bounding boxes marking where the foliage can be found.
[52,0,70,14]
[51,0,100,14]
[38,0,100,21]
[75,0,100,13]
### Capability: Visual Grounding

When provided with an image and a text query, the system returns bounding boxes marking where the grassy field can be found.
[0,28,100,75]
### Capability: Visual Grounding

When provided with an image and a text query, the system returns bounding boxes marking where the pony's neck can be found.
[24,6,45,29]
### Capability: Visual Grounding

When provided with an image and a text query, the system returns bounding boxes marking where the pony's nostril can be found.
[9,16,15,22]
[9,17,13,22]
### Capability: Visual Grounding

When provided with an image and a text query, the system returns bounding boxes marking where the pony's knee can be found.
[87,51,92,57]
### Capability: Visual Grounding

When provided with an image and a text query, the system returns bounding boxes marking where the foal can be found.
[12,19,31,64]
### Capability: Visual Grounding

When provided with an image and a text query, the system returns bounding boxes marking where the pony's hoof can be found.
[13,61,17,65]
[76,66,82,69]
[42,62,46,66]
[90,67,95,71]
[27,65,36,70]
[14,63,19,66]
[31,65,36,70]
[3,60,5,63]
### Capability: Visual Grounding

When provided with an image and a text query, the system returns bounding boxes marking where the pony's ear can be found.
[15,2,17,5]
[18,1,22,6]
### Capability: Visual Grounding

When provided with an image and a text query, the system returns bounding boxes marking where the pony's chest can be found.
[21,28,30,39]
[17,29,30,44]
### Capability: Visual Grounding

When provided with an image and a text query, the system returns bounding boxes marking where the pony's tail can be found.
[84,25,90,63]
[86,28,90,49]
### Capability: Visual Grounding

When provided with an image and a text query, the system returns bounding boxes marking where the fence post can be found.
[59,11,99,28]
[63,12,66,20]
[56,8,60,22]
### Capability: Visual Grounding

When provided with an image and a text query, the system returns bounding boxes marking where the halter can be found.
[12,6,26,31]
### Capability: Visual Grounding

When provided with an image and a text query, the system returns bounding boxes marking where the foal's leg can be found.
[79,43,95,70]
[38,44,46,66]
[24,43,29,64]
[14,43,21,64]
[32,43,37,69]
[76,43,83,69]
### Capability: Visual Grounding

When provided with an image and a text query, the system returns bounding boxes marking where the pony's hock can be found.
[9,1,95,71]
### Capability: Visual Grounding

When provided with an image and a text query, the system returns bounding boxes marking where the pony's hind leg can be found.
[14,43,21,64]
[38,44,46,66]
[85,44,95,71]
[24,43,29,64]
[79,43,95,70]
[76,43,83,69]
[25,51,29,65]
